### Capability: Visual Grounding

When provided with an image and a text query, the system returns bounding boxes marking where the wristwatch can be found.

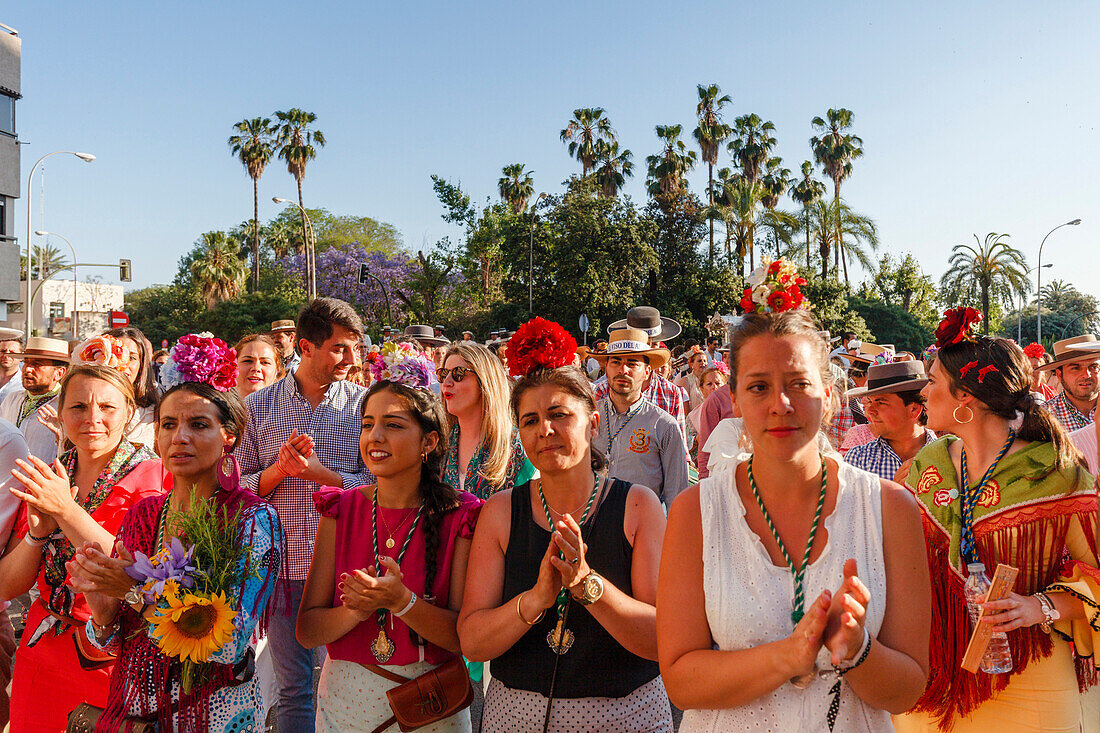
[1035,592,1060,633]
[573,572,605,606]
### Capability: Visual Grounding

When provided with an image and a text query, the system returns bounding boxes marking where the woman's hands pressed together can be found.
[339,556,414,620]
[785,590,832,679]
[66,540,137,599]
[550,513,591,595]
[824,559,871,666]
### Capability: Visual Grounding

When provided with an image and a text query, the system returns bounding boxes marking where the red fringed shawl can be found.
[96,486,278,733]
[908,437,1099,730]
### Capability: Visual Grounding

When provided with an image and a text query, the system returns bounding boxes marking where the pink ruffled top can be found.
[312,486,482,666]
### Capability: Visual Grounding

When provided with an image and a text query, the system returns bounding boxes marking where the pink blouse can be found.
[312,486,482,666]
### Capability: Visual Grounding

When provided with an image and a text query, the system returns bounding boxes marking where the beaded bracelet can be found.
[836,627,872,672]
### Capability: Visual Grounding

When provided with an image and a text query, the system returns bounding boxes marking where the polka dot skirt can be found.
[482,676,672,732]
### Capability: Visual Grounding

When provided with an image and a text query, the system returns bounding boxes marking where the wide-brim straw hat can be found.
[608,306,682,343]
[0,327,23,342]
[846,342,894,365]
[403,324,449,348]
[1036,334,1100,371]
[847,361,929,398]
[270,319,296,333]
[589,328,671,368]
[15,336,70,364]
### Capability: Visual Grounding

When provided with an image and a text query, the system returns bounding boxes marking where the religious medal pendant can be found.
[385,538,395,549]
[547,616,574,655]
[371,628,395,663]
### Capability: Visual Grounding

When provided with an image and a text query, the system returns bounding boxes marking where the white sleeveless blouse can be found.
[680,455,892,732]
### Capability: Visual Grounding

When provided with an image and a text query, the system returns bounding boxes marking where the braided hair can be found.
[363,381,458,601]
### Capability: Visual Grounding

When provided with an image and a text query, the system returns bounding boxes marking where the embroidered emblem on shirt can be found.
[933,488,955,507]
[628,429,650,454]
[976,479,1001,508]
[915,466,943,495]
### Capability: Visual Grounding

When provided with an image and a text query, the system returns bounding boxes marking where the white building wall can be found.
[0,279,124,337]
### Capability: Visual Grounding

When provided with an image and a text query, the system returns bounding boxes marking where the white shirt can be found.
[1070,424,1098,476]
[0,417,30,550]
[0,390,60,464]
[0,367,23,403]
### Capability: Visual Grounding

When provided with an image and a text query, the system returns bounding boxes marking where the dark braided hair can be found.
[363,381,458,602]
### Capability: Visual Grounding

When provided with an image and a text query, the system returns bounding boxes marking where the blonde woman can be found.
[439,343,534,501]
[235,334,285,398]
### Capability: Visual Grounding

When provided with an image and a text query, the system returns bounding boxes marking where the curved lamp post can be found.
[528,192,549,314]
[25,151,95,337]
[1059,311,1100,341]
[1018,263,1052,343]
[273,197,317,300]
[33,230,77,327]
[1037,218,1081,343]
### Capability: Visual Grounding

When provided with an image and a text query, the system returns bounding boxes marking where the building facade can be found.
[0,279,124,339]
[0,24,20,314]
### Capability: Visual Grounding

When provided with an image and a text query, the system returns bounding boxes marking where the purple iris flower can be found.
[125,537,197,603]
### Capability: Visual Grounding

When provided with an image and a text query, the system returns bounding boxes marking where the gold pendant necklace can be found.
[371,628,395,663]
[377,503,414,550]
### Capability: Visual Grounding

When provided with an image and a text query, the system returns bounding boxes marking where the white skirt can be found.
[483,675,672,733]
[317,658,472,733]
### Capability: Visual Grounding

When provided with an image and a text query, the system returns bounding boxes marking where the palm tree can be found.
[693,84,733,264]
[727,114,778,271]
[712,169,764,271]
[228,117,276,291]
[789,161,827,270]
[498,164,535,214]
[810,108,863,284]
[645,124,697,206]
[1038,279,1077,305]
[274,108,326,299]
[190,231,249,309]
[807,199,879,274]
[22,243,69,279]
[593,140,634,197]
[560,108,617,177]
[759,159,792,263]
[940,233,1029,335]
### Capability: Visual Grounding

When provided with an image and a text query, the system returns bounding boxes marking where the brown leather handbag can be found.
[365,656,474,733]
[66,703,154,733]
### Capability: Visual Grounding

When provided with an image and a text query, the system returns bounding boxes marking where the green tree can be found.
[807,199,879,277]
[693,84,733,264]
[498,164,535,215]
[274,108,326,297]
[560,108,617,177]
[789,161,827,269]
[190,231,249,310]
[198,291,303,344]
[646,124,697,208]
[228,116,277,291]
[266,206,403,256]
[758,158,793,262]
[593,141,634,198]
[810,108,863,283]
[849,297,934,354]
[940,233,1029,335]
[858,253,939,330]
[711,168,762,272]
[124,284,203,346]
[798,272,871,340]
[22,243,69,279]
[395,248,456,323]
[726,115,778,272]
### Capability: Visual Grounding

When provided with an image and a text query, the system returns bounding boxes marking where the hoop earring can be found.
[421,452,427,463]
[952,404,974,425]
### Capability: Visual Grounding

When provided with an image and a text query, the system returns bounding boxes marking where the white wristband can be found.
[24,532,50,547]
[837,626,871,670]
[394,592,417,618]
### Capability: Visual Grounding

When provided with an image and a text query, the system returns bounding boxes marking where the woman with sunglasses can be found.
[438,343,535,501]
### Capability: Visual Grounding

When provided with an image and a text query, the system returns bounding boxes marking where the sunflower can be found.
[150,591,237,663]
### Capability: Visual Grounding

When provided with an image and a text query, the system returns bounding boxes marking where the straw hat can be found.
[588,328,671,368]
[270,320,296,333]
[1035,334,1100,371]
[15,337,70,364]
[846,341,894,365]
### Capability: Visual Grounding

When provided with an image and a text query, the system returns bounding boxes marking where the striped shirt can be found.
[1043,391,1095,432]
[593,373,689,450]
[237,374,372,579]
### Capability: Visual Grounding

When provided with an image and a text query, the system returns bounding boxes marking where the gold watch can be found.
[574,572,605,606]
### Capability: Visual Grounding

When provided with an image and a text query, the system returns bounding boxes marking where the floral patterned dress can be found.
[442,425,535,500]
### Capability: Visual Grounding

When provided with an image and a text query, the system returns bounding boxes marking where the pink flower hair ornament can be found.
[73,334,132,371]
[157,333,238,392]
[368,341,435,391]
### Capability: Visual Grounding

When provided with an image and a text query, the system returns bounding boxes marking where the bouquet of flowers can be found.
[126,494,247,691]
[158,333,237,392]
[739,258,808,314]
[366,341,435,389]
[74,334,133,370]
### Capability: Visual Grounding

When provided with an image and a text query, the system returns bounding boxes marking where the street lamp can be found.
[528,192,549,314]
[1037,218,1081,344]
[25,150,95,338]
[1018,263,1053,343]
[33,230,78,329]
[273,197,317,300]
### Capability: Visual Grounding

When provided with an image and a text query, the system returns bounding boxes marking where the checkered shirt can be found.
[844,430,937,482]
[238,374,373,580]
[593,373,690,461]
[826,406,858,450]
[1043,391,1096,432]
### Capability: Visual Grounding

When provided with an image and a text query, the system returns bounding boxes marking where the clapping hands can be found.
[786,558,871,676]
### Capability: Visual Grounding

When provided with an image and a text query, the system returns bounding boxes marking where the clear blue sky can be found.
[6,1,1098,312]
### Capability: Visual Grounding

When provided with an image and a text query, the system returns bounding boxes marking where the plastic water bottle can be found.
[964,562,1013,674]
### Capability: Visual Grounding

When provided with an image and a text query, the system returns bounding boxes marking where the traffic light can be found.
[358,263,369,285]
[119,259,131,282]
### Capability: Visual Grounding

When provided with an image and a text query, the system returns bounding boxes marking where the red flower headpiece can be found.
[739,258,808,314]
[934,307,982,350]
[506,317,578,377]
[1022,342,1045,360]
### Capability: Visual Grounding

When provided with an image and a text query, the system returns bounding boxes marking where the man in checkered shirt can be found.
[237,297,373,733]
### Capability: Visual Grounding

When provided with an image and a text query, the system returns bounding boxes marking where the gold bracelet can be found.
[516,592,545,626]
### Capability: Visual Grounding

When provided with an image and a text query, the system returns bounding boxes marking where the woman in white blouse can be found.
[657,309,930,731]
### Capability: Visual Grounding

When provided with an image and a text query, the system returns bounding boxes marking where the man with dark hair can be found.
[269,319,299,373]
[844,362,937,481]
[238,297,371,733]
[704,335,722,368]
[0,329,23,403]
[591,329,689,505]
[1038,335,1099,431]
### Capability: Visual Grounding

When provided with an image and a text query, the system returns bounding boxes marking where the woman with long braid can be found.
[298,348,481,732]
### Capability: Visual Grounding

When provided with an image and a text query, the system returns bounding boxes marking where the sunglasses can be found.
[436,366,477,383]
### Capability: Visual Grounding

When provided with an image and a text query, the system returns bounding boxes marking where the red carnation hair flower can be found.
[506,317,578,377]
[934,307,982,350]
[767,290,793,312]
[1022,342,1045,360]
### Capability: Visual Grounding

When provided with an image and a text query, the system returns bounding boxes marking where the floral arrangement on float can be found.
[157,333,237,392]
[505,317,578,376]
[739,258,808,314]
[74,334,133,370]
[365,341,435,388]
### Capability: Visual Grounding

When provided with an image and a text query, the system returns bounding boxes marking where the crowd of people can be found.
[0,255,1095,732]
